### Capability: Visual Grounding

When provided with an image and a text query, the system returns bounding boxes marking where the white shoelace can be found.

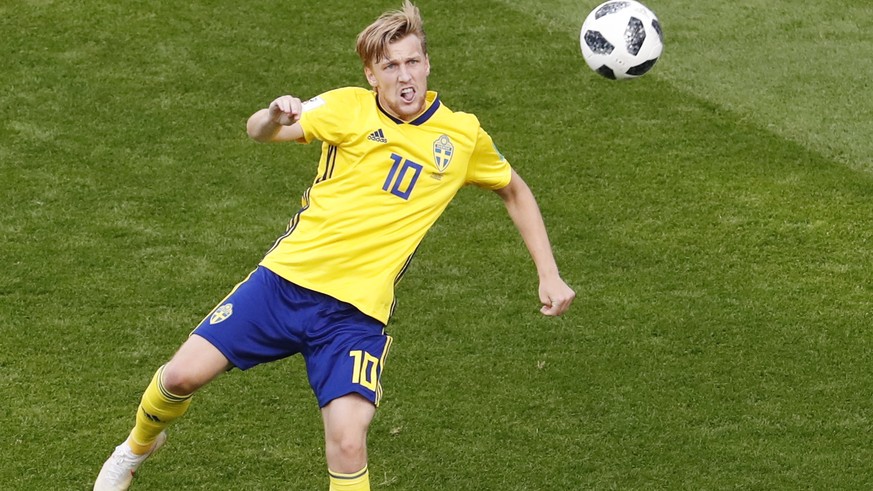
[104,446,144,481]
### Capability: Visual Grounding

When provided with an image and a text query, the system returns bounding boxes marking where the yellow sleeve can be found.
[466,125,513,190]
[298,87,365,145]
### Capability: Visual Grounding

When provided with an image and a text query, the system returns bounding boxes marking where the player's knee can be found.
[160,336,230,395]
[327,433,367,463]
[339,437,366,459]
[160,363,201,396]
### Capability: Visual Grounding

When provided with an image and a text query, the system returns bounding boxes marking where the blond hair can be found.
[355,0,427,67]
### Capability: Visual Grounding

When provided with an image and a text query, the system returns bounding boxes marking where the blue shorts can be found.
[192,266,392,408]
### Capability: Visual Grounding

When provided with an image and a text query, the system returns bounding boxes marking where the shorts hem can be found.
[317,389,379,409]
[191,332,252,370]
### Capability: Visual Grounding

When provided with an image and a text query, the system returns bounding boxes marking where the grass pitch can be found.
[3,0,873,489]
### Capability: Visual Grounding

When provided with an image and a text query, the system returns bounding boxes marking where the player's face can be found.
[365,34,430,122]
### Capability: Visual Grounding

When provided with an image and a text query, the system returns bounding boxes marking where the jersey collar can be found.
[376,91,441,126]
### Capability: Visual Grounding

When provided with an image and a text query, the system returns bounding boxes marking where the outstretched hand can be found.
[539,276,575,316]
[268,95,303,126]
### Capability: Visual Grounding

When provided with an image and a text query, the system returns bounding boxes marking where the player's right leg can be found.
[95,265,305,490]
[94,335,231,491]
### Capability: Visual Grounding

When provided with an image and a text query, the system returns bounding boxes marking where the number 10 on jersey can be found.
[382,153,423,200]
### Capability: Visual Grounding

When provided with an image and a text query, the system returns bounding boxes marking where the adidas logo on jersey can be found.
[367,128,388,143]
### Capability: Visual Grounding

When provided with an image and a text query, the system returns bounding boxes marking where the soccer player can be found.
[93,1,575,490]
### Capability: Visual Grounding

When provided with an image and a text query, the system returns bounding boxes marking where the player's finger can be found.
[290,98,303,114]
[277,98,291,113]
[540,299,558,316]
[286,101,302,121]
[541,296,571,316]
[540,304,559,316]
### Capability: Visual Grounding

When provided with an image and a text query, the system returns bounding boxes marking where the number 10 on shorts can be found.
[349,350,379,391]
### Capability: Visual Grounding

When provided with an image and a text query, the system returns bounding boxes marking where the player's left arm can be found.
[494,169,576,316]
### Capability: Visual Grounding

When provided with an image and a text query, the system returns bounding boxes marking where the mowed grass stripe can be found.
[497,0,873,172]
[2,0,873,490]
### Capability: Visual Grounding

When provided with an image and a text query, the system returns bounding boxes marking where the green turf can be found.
[3,0,873,489]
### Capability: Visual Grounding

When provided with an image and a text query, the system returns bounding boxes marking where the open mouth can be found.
[400,87,415,103]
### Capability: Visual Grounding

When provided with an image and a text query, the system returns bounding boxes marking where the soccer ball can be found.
[579,1,663,80]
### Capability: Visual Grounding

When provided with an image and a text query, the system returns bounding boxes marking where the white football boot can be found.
[94,432,167,491]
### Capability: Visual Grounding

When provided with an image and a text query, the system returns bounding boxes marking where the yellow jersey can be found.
[260,87,512,324]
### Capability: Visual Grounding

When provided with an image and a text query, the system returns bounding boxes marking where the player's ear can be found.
[425,54,430,77]
[364,66,378,88]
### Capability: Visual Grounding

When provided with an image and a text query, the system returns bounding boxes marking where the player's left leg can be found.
[321,393,377,491]
[293,280,391,490]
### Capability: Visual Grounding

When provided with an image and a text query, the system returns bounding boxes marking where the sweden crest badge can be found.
[433,135,454,173]
[209,303,233,325]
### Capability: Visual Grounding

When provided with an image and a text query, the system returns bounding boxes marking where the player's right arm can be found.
[247,95,305,142]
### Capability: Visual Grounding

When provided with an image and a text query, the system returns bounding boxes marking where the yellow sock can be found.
[128,365,192,455]
[329,466,370,491]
